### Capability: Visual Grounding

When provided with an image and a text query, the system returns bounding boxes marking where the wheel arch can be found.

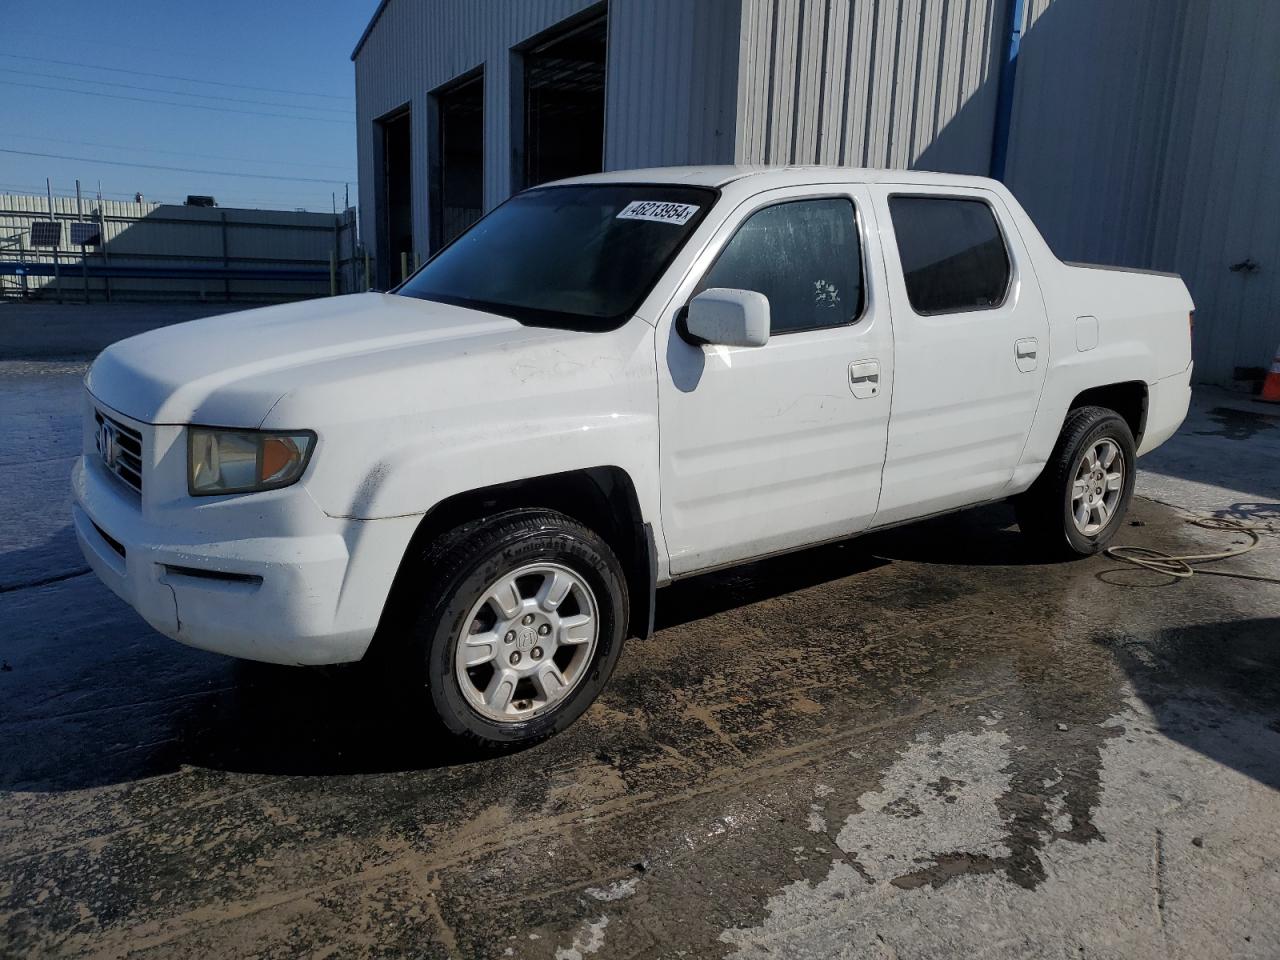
[1015,401,1139,559]
[366,466,654,663]
[1067,381,1148,446]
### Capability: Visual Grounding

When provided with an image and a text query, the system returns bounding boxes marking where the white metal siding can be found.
[1005,0,1280,385]
[733,0,1009,173]
[604,0,742,170]
[355,0,745,270]
[354,0,601,270]
[354,0,1007,267]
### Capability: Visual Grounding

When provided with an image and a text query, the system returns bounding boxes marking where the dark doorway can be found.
[522,11,607,189]
[430,71,484,252]
[377,107,413,288]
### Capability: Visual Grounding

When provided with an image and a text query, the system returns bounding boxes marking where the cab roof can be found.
[550,165,1001,191]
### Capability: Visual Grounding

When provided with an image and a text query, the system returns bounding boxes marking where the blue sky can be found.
[0,0,378,211]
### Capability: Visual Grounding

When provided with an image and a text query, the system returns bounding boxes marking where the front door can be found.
[871,186,1050,526]
[657,186,893,576]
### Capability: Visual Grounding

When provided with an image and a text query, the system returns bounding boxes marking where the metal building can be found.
[353,0,1010,286]
[353,0,1280,386]
[1004,0,1280,387]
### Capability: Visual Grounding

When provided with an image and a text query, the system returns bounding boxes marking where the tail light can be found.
[1189,310,1195,339]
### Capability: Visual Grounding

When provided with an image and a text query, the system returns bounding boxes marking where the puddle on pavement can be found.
[1196,405,1280,441]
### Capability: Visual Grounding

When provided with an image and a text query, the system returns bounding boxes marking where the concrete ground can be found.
[1,333,1278,957]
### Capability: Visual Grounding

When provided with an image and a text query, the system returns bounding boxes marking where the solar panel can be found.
[70,222,101,246]
[29,221,61,248]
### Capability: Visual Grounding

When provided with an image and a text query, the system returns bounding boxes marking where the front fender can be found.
[344,411,659,521]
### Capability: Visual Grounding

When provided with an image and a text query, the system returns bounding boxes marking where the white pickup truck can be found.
[73,166,1193,747]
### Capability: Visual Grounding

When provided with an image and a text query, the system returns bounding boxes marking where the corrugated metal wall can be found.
[354,0,603,273]
[354,0,743,270]
[353,0,1008,267]
[604,0,742,169]
[0,194,347,302]
[355,0,1278,385]
[1005,0,1280,386]
[734,0,1010,173]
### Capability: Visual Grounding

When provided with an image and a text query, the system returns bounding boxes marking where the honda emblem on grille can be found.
[99,421,119,468]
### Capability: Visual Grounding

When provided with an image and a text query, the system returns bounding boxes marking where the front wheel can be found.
[400,509,628,749]
[1016,405,1137,559]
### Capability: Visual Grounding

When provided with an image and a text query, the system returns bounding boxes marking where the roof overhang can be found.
[351,0,392,61]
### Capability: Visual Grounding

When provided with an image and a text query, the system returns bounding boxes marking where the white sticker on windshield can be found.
[616,200,700,226]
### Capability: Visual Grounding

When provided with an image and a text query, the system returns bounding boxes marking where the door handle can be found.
[849,359,881,398]
[1014,338,1039,372]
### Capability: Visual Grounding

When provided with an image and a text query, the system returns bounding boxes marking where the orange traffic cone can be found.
[1261,343,1280,403]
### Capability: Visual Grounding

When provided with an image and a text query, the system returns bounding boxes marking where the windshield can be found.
[397,184,718,330]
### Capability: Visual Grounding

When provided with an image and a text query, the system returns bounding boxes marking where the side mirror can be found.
[683,288,770,348]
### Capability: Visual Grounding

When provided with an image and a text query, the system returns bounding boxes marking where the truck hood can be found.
[86,293,574,425]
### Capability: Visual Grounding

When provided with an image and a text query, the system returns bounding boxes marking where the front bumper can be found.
[71,454,419,666]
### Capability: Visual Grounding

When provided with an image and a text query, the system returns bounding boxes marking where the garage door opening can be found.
[521,11,607,189]
[431,71,484,252]
[377,107,413,288]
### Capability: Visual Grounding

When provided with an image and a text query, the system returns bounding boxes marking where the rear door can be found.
[871,186,1049,526]
[656,185,893,576]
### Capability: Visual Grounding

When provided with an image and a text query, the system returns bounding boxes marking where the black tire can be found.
[1015,405,1137,559]
[395,509,628,749]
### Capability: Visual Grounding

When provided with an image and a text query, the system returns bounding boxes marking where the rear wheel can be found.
[1016,405,1136,558]
[398,509,628,749]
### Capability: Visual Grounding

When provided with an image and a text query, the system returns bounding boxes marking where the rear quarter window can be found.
[888,196,1011,315]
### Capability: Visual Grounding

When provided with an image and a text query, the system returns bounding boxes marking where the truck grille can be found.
[94,407,144,494]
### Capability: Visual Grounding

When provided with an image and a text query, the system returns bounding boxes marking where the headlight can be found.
[188,428,316,496]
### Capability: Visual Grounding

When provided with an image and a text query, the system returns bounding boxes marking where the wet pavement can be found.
[2,357,1278,959]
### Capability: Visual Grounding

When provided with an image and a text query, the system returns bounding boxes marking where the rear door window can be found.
[696,197,864,334]
[888,196,1011,315]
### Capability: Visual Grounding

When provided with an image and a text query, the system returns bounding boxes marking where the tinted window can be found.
[888,197,1011,315]
[697,198,863,334]
[400,184,716,330]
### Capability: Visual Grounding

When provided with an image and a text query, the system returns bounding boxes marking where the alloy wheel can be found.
[454,562,600,723]
[1071,438,1124,536]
